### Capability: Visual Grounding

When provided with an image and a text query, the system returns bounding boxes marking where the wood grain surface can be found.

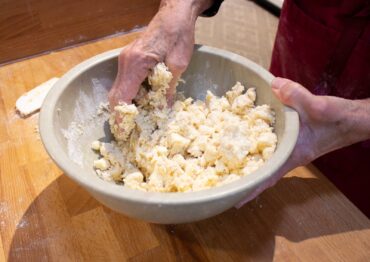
[0,0,160,65]
[1,1,370,261]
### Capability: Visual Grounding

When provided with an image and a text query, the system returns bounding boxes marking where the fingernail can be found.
[272,77,288,90]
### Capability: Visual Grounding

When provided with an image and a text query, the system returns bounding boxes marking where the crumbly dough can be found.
[92,63,277,192]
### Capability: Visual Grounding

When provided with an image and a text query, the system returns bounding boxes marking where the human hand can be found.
[108,0,212,108]
[236,77,370,207]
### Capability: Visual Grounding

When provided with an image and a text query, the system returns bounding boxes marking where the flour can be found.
[61,77,112,166]
[16,218,29,229]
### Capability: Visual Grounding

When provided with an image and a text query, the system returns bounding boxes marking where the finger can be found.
[272,77,331,124]
[165,56,188,106]
[272,77,314,112]
[108,45,159,108]
[166,75,180,107]
[165,55,185,106]
[165,36,194,105]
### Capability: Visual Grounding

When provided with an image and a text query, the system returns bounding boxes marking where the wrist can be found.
[192,0,214,15]
[334,98,370,149]
[306,96,370,159]
[339,98,370,145]
[160,0,213,17]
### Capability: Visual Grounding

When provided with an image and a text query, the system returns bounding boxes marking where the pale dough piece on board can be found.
[16,77,59,117]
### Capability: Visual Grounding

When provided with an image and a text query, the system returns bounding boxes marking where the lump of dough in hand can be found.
[109,103,139,142]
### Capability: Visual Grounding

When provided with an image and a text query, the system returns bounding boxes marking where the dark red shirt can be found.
[270,0,370,216]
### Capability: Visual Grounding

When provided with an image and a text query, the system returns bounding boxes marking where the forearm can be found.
[321,96,370,157]
[139,0,212,61]
[146,0,211,36]
[342,98,370,145]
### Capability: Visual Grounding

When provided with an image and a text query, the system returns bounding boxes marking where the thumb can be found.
[271,77,314,113]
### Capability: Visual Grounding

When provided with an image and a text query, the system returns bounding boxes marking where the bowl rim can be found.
[39,45,299,205]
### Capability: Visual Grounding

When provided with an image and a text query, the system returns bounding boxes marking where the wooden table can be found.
[1,31,370,262]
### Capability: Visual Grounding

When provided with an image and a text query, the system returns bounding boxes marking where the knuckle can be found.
[119,47,159,71]
[130,48,145,60]
[121,48,140,61]
[310,97,328,116]
[119,46,143,62]
[168,59,188,74]
[280,81,305,104]
[118,48,129,61]
[280,82,298,101]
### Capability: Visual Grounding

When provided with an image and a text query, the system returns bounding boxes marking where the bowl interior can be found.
[42,45,295,204]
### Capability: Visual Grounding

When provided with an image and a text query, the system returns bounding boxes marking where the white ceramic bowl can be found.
[40,45,298,224]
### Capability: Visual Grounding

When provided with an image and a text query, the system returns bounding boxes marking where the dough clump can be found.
[93,63,277,192]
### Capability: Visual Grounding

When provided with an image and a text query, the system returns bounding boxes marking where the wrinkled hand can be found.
[108,1,208,108]
[236,77,362,207]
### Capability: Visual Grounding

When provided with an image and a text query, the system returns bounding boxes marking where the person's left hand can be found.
[236,77,361,207]
[108,0,210,109]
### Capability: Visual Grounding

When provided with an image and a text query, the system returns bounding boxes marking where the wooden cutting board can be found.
[0,31,369,262]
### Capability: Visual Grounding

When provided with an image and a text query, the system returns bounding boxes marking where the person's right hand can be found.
[236,77,370,207]
[108,0,213,108]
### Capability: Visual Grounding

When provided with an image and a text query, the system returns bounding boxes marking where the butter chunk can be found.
[167,133,191,155]
[91,140,101,151]
[94,158,110,171]
[124,171,145,190]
